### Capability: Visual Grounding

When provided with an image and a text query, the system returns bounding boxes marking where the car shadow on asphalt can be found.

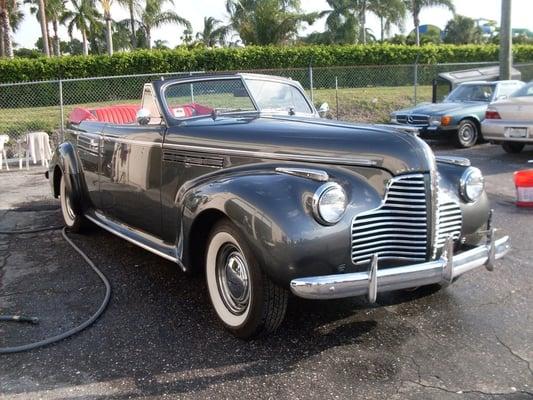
[0,200,447,398]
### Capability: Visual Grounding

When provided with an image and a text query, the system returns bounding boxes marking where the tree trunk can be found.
[146,27,151,49]
[106,16,113,55]
[53,19,60,56]
[128,2,136,48]
[359,0,366,44]
[38,0,50,56]
[380,16,384,42]
[82,30,88,55]
[0,21,4,57]
[0,8,13,58]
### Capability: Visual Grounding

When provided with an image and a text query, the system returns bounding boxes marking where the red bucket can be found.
[514,169,533,207]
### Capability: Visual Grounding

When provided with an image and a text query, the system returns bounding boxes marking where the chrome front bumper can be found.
[290,233,510,302]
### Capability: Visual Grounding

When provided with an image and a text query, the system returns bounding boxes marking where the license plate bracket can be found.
[506,127,528,138]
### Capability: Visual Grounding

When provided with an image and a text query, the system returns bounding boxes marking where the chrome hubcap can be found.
[459,124,475,143]
[216,245,250,315]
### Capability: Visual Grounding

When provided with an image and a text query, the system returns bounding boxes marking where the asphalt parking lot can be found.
[0,143,532,400]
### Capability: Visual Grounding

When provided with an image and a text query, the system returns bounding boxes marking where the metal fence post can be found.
[308,63,314,104]
[59,78,65,142]
[413,64,418,106]
[335,76,339,120]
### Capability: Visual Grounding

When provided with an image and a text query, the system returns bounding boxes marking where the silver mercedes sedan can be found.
[482,82,533,153]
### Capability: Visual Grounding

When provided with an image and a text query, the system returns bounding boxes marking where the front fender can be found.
[437,160,490,243]
[179,164,388,287]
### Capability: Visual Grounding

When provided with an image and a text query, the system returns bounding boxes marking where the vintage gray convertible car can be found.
[47,73,510,338]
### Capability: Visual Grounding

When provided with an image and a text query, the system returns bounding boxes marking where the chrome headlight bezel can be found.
[429,115,442,126]
[460,167,485,202]
[312,182,347,225]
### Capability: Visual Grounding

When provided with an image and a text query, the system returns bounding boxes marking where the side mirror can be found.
[136,108,151,125]
[496,95,508,101]
[318,102,329,118]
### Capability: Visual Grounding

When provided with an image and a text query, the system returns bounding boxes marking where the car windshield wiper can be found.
[213,107,256,115]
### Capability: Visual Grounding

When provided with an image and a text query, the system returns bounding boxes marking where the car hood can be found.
[175,115,436,176]
[395,101,486,116]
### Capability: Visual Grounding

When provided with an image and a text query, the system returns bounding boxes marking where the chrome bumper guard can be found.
[290,233,510,302]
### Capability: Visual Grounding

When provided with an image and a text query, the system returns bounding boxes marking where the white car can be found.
[482,82,533,153]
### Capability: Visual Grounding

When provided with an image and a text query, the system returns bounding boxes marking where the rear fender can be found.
[49,142,85,212]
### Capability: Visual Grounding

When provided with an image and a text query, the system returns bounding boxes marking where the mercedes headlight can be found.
[460,167,484,202]
[312,183,347,225]
[429,116,442,126]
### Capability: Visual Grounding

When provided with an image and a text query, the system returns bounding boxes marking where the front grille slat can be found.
[351,174,429,265]
[435,195,463,249]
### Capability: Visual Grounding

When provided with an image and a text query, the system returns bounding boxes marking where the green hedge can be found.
[2,44,533,84]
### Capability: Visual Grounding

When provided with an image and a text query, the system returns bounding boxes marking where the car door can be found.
[100,122,165,237]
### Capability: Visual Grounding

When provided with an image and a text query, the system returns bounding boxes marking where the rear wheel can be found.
[205,220,288,339]
[60,175,85,232]
[453,120,479,148]
[502,142,525,153]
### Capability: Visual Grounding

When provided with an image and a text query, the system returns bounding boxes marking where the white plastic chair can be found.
[19,131,52,169]
[0,134,10,170]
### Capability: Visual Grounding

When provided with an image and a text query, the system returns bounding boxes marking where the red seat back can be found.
[92,105,140,124]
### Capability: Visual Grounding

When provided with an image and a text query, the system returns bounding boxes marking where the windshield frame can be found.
[160,75,317,123]
[444,83,496,103]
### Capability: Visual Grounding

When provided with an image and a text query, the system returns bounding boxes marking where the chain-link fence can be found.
[1,61,533,161]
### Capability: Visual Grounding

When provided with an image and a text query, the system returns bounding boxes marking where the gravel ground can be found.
[0,143,532,400]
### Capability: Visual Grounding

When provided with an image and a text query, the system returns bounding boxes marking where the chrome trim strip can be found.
[85,213,181,264]
[291,235,510,300]
[436,156,471,167]
[163,143,378,167]
[275,167,329,182]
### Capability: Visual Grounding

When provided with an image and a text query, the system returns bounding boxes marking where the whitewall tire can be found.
[205,220,288,338]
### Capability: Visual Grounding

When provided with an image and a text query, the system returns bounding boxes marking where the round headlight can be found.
[460,167,484,202]
[312,183,347,225]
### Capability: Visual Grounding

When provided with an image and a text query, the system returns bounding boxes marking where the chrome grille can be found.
[395,114,429,126]
[435,196,462,248]
[351,174,428,265]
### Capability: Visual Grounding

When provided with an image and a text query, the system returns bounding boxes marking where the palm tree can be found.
[61,0,101,55]
[47,0,66,55]
[0,0,23,57]
[25,0,64,55]
[319,0,358,44]
[405,0,454,46]
[100,0,113,54]
[226,0,317,45]
[196,16,229,47]
[0,0,14,57]
[368,0,406,41]
[116,0,138,48]
[136,0,190,50]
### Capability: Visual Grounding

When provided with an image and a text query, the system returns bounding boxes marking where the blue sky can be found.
[13,0,533,49]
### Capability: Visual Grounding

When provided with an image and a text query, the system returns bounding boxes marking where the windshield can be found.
[164,78,256,118]
[445,84,495,103]
[245,79,314,114]
[510,82,533,98]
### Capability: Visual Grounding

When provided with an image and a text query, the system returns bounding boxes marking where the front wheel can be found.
[60,175,85,232]
[453,120,479,148]
[205,220,288,339]
[502,142,525,153]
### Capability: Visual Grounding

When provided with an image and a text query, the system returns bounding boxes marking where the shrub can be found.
[1,44,533,84]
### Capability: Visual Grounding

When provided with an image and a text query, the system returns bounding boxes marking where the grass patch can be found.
[0,85,432,143]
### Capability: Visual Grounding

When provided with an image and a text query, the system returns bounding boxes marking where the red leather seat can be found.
[170,103,213,118]
[69,105,140,125]
[92,105,140,124]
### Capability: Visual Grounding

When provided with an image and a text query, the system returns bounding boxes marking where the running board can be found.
[85,212,184,269]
